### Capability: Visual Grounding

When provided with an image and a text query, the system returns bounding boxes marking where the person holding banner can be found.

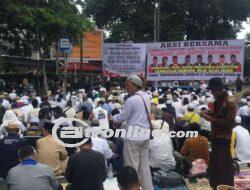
[148,56,158,73]
[230,54,242,72]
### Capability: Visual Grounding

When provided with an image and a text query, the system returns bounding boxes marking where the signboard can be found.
[147,40,245,81]
[59,38,70,52]
[70,30,103,60]
[102,43,147,77]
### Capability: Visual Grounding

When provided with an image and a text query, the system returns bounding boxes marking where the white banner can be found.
[102,43,147,77]
[147,40,245,81]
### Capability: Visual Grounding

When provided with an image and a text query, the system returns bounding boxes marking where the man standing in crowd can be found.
[7,146,59,190]
[113,75,154,190]
[235,75,243,92]
[202,77,236,189]
[65,138,107,190]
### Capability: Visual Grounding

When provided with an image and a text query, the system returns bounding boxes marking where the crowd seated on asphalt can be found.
[0,77,250,190]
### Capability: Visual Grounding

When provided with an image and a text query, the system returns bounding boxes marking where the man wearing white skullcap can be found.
[113,75,153,190]
[231,116,250,162]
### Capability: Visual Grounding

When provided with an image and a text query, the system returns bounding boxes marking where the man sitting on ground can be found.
[65,137,107,190]
[181,123,210,165]
[36,122,68,176]
[7,146,59,190]
[0,121,27,179]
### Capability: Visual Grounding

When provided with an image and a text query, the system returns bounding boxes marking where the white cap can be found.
[240,98,247,104]
[235,116,241,124]
[114,103,122,109]
[99,87,106,92]
[166,100,172,105]
[126,75,143,87]
[176,113,184,118]
[9,93,17,100]
[177,88,182,92]
[79,89,85,93]
[246,96,250,101]
[199,97,206,104]
[158,89,162,93]
[22,99,29,105]
[188,104,195,110]
[107,95,113,101]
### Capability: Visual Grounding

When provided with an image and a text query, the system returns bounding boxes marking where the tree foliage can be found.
[0,0,93,57]
[83,0,250,42]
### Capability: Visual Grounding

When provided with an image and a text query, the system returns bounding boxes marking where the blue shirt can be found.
[0,133,27,178]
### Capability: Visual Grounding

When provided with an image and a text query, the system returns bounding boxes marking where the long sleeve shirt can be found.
[113,90,151,141]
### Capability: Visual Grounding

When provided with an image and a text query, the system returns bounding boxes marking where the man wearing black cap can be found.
[202,77,236,189]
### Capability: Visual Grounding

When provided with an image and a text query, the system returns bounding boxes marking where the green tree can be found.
[0,0,93,57]
[83,0,250,42]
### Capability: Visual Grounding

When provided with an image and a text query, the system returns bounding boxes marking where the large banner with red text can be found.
[147,40,244,81]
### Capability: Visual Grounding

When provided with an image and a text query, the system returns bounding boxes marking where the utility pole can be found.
[154,2,160,42]
[80,33,83,88]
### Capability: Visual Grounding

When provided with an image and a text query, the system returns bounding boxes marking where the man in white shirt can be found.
[90,119,113,160]
[150,118,176,171]
[113,75,153,190]
[93,101,109,129]
[20,99,33,123]
[237,98,248,116]
[233,116,250,162]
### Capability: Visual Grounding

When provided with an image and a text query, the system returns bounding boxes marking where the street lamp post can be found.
[154,2,160,42]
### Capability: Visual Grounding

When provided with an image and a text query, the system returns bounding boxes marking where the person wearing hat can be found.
[202,77,236,189]
[237,98,248,117]
[231,116,250,163]
[0,121,27,179]
[92,100,109,129]
[149,108,176,172]
[151,108,169,134]
[91,119,113,160]
[113,75,154,190]
[182,104,200,125]
[36,122,68,176]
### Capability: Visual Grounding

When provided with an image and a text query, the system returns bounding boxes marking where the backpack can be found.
[153,170,184,188]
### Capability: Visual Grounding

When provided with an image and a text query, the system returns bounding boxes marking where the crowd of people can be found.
[0,76,250,190]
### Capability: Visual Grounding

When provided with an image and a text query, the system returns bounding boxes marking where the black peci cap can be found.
[208,77,225,90]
